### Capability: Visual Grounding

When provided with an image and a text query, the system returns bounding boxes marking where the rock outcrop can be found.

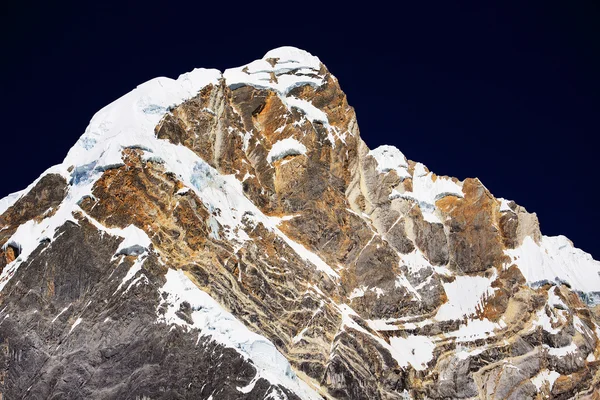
[1,47,599,399]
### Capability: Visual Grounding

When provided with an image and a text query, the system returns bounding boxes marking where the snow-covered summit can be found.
[2,47,600,399]
[224,46,324,94]
[63,68,222,173]
[369,145,409,177]
[0,46,328,214]
[263,46,322,69]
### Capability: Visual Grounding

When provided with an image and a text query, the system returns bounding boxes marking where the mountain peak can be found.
[224,46,326,94]
[262,46,321,66]
[2,49,600,399]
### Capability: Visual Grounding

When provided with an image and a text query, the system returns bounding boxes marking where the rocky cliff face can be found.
[1,47,600,399]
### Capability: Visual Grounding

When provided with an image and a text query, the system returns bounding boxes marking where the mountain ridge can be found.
[1,46,599,399]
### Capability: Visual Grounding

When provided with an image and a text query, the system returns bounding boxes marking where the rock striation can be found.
[1,47,600,399]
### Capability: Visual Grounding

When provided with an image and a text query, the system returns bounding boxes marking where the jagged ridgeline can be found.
[1,47,600,399]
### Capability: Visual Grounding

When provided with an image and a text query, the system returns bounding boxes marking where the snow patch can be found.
[69,317,82,334]
[498,198,513,213]
[267,138,307,163]
[545,342,578,357]
[369,145,410,180]
[444,319,501,343]
[547,287,567,309]
[367,319,400,331]
[338,304,434,370]
[349,286,366,300]
[224,47,323,95]
[157,269,320,399]
[276,232,339,278]
[0,190,26,216]
[532,307,564,334]
[285,97,329,124]
[506,235,600,294]
[399,250,433,274]
[434,273,496,321]
[455,345,486,360]
[531,369,560,391]
[390,162,463,223]
[389,335,436,371]
[113,255,147,295]
[115,225,152,256]
[52,304,72,323]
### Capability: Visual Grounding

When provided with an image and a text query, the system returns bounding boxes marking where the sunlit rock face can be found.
[1,47,600,399]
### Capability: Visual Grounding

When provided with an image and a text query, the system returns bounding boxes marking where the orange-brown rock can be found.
[437,178,508,273]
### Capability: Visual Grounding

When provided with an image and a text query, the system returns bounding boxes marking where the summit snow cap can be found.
[224,46,325,94]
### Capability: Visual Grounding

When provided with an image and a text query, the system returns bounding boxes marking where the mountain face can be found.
[1,47,600,400]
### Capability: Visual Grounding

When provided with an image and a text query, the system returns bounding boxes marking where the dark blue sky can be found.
[1,2,599,258]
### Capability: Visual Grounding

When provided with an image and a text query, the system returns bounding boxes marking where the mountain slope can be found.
[1,47,599,399]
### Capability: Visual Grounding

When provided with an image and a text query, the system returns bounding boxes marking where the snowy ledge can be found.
[267,138,307,164]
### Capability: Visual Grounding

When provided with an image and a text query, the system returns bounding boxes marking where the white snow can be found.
[531,369,560,391]
[0,67,222,293]
[369,145,410,180]
[157,269,320,399]
[444,319,501,343]
[395,274,422,301]
[69,317,82,334]
[532,307,562,334]
[64,69,221,172]
[412,163,463,201]
[366,319,400,331]
[269,214,300,225]
[498,198,513,213]
[455,345,486,360]
[0,190,25,216]
[547,287,567,309]
[223,47,346,147]
[113,255,147,295]
[349,286,366,300]
[114,225,152,256]
[338,304,435,370]
[237,374,260,394]
[399,249,433,274]
[276,232,339,278]
[285,97,329,124]
[434,273,496,321]
[267,138,307,164]
[263,47,322,70]
[545,342,578,357]
[390,162,463,223]
[224,47,323,95]
[51,304,72,323]
[389,335,436,371]
[506,235,600,294]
